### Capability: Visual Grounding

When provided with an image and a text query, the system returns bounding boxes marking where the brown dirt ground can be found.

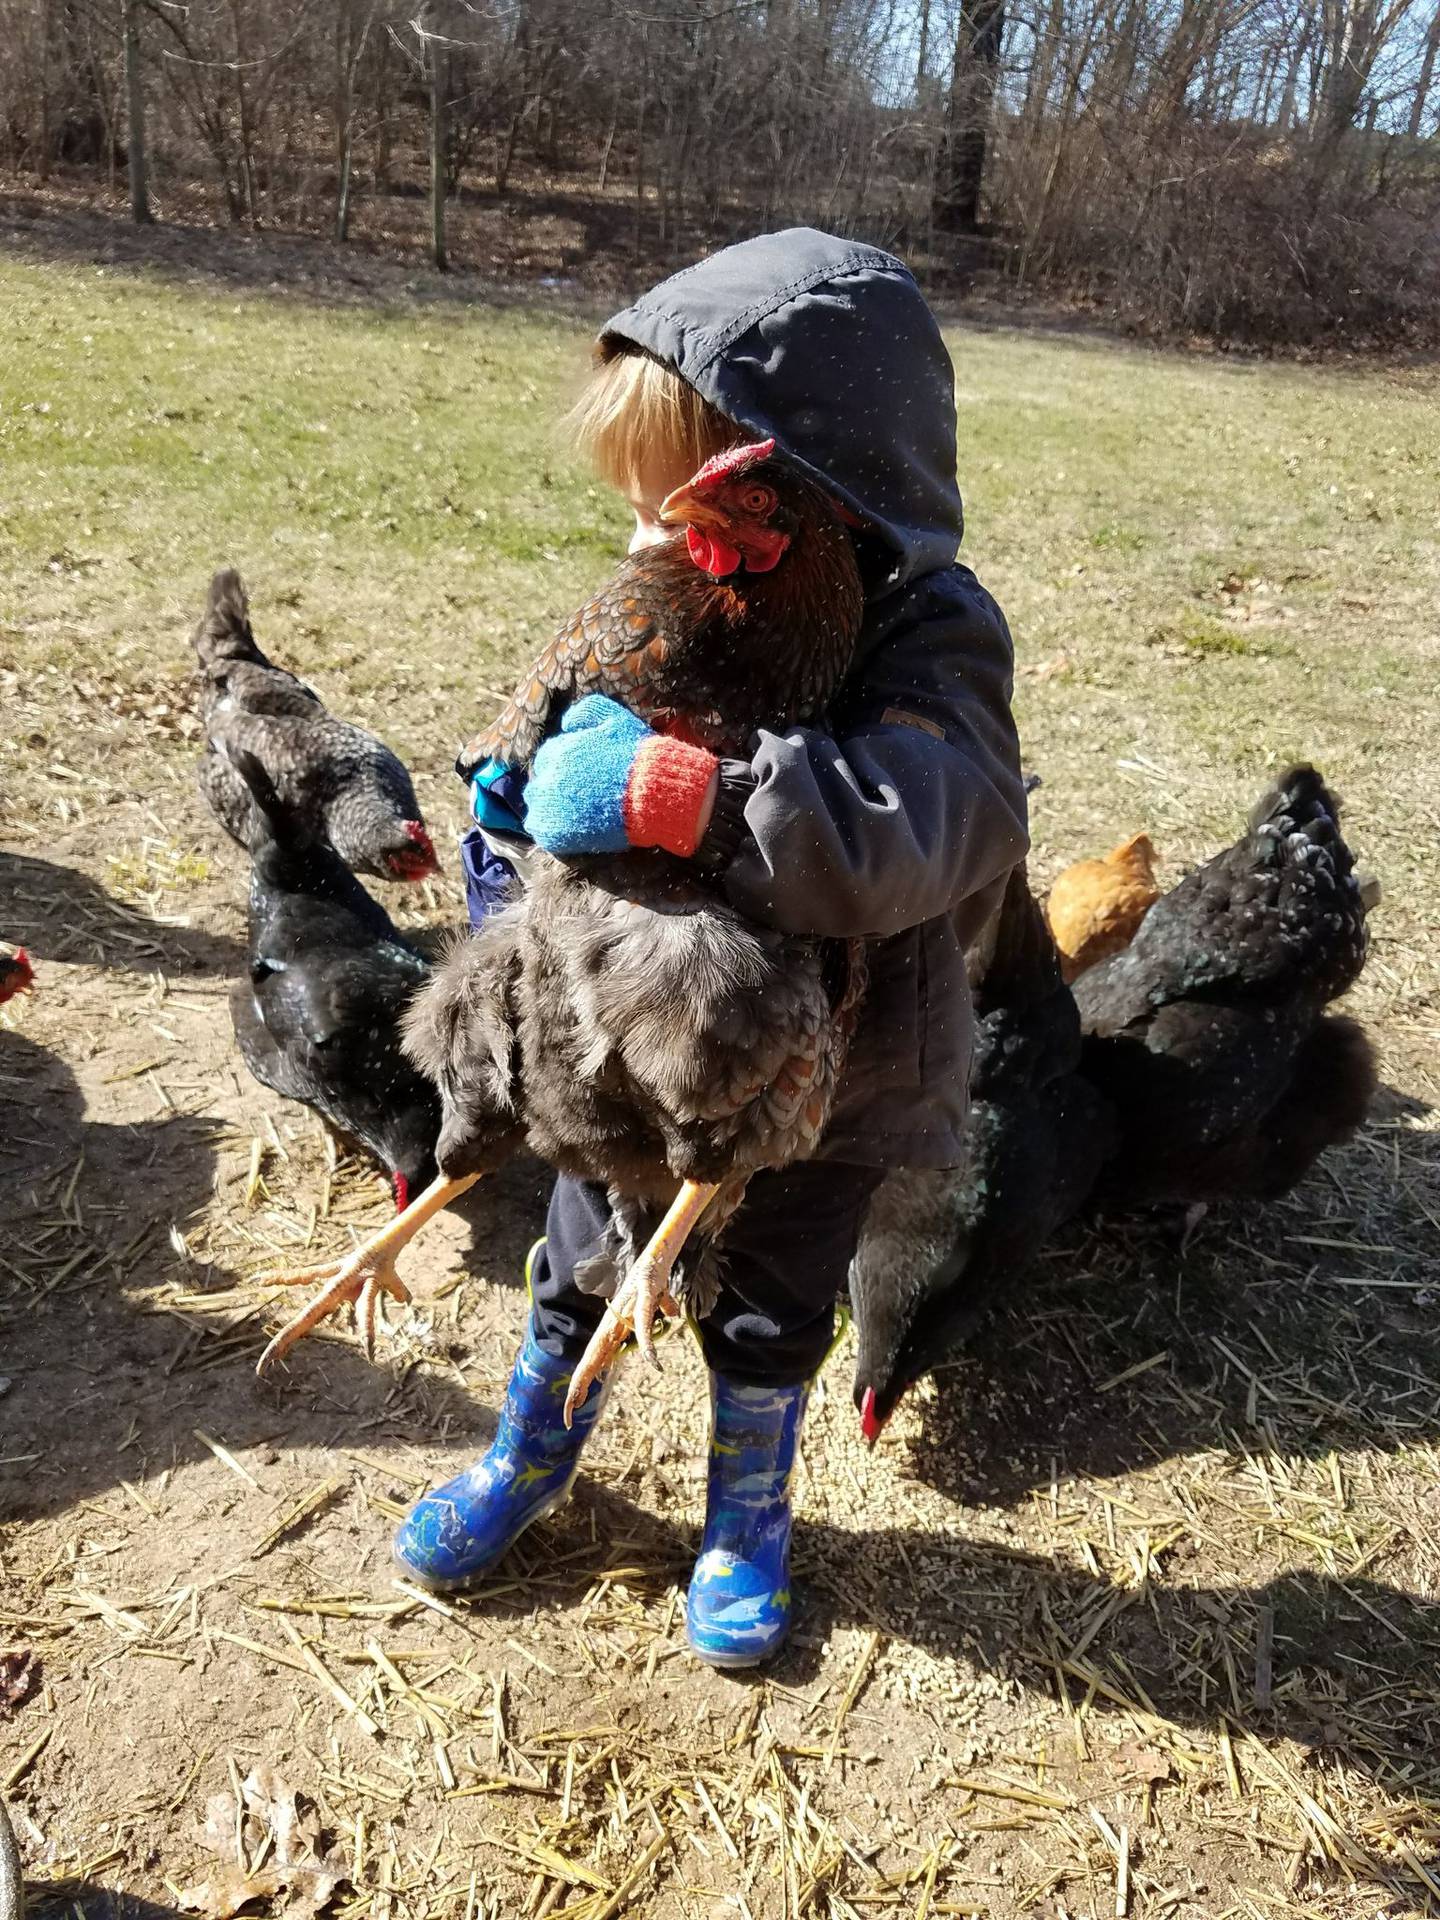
[2,217,1440,1920]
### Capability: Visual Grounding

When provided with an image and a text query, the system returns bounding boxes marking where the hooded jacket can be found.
[599,228,1029,1169]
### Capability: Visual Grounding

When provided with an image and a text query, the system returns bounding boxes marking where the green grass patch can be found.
[1,249,1436,889]
[1089,523,1147,552]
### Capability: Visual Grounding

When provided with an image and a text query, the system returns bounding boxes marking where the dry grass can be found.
[1,215,1438,1920]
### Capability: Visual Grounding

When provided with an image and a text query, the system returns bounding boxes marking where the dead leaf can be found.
[1017,649,1074,682]
[0,1648,41,1721]
[190,1766,345,1917]
[179,1865,341,1920]
[1115,1739,1173,1786]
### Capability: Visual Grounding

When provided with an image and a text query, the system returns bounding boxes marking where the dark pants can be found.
[530,1162,884,1386]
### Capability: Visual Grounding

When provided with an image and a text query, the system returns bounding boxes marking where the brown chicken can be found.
[254,440,868,1411]
[1045,831,1160,981]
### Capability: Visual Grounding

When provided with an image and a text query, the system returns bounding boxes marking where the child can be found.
[396,228,1029,1668]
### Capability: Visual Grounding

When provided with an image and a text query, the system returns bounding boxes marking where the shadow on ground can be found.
[1,851,246,977]
[0,1023,547,1529]
[24,1885,191,1920]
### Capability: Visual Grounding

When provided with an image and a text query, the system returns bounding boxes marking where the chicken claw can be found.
[563,1179,720,1425]
[255,1171,481,1373]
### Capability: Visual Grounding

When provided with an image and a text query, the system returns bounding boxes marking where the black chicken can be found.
[194,570,439,884]
[227,743,440,1346]
[252,441,868,1400]
[1073,762,1375,1206]
[851,764,1376,1434]
[850,864,1114,1437]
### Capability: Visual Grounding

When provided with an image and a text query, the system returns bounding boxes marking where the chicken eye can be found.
[739,485,775,515]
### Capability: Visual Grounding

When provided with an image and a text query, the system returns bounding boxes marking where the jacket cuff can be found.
[695,760,759,871]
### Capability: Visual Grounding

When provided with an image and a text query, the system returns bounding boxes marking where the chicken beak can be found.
[657,484,726,531]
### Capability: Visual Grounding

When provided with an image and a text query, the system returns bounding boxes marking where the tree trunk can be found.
[335,3,371,242]
[336,132,355,240]
[1408,2,1440,134]
[496,107,523,195]
[38,0,51,181]
[633,61,648,254]
[1276,24,1309,127]
[597,104,618,191]
[916,0,931,97]
[932,0,1006,234]
[124,0,152,223]
[429,32,448,270]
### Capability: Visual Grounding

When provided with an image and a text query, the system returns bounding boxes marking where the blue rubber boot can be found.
[393,1310,609,1592]
[686,1374,809,1668]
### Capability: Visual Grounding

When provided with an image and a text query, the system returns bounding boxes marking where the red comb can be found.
[859,1387,883,1447]
[689,438,777,491]
[1,947,34,1003]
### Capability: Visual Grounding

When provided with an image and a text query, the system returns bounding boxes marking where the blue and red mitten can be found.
[522,695,718,859]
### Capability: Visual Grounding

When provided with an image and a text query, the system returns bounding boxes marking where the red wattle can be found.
[686,525,742,577]
[860,1387,883,1447]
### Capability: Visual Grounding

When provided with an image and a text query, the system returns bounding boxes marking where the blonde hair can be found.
[568,347,750,493]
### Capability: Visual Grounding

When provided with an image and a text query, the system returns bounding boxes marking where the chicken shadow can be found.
[20,1881,190,1920]
[0,1029,517,1531]
[891,1098,1438,1513]
[0,851,245,977]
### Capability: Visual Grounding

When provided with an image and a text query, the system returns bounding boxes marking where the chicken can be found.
[1046,831,1160,981]
[1073,763,1375,1207]
[850,765,1375,1436]
[0,948,34,1005]
[253,440,868,1403]
[225,742,442,1353]
[193,569,439,883]
[850,865,1114,1439]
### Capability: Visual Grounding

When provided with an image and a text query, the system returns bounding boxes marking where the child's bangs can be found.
[570,349,745,492]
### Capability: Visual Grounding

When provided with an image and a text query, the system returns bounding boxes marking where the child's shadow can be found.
[471,1474,1440,1898]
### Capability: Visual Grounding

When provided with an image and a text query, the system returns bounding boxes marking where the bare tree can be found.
[1,0,1436,346]
[124,0,151,220]
[1407,0,1440,131]
[334,0,378,240]
[934,0,1007,231]
[427,12,449,270]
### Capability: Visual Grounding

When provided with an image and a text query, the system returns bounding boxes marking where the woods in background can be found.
[2,0,1438,347]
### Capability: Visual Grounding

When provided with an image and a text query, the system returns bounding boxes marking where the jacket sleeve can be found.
[705,571,1029,939]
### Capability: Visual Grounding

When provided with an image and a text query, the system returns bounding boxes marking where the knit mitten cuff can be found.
[624,736,720,859]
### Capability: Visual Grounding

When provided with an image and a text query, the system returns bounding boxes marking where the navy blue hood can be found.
[599,228,964,595]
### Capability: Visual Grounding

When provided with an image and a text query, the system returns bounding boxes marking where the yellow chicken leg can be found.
[255,1171,481,1373]
[562,1179,720,1425]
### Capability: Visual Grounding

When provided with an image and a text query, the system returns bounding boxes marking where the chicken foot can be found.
[562,1179,720,1425]
[255,1171,481,1372]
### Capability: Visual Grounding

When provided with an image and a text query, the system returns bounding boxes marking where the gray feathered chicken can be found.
[252,442,867,1408]
[193,570,439,884]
